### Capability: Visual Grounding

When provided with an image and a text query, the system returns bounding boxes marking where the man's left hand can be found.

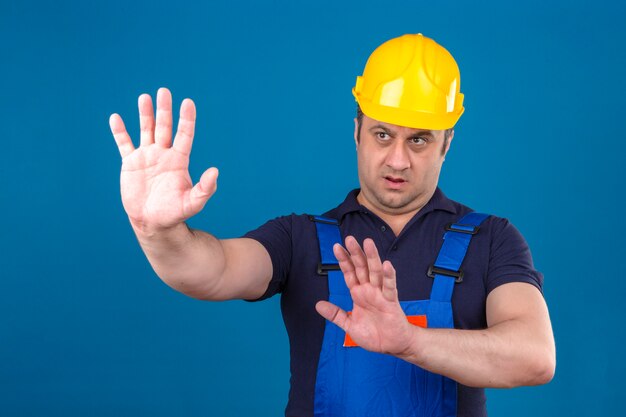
[315,236,416,356]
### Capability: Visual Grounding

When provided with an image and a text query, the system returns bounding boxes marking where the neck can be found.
[356,192,431,237]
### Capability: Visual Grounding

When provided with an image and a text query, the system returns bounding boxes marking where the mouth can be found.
[384,175,407,189]
[385,176,405,183]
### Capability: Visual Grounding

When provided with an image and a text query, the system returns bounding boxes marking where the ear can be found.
[353,117,359,148]
[443,129,454,158]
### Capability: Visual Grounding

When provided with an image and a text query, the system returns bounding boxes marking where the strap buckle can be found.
[427,265,464,283]
[445,222,480,235]
[308,215,340,226]
[318,263,341,276]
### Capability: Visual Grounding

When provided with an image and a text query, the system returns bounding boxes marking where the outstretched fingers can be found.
[138,93,155,147]
[381,260,399,302]
[333,241,358,289]
[109,114,135,158]
[172,98,196,155]
[155,87,173,147]
[333,237,386,289]
[363,238,384,288]
[344,236,371,285]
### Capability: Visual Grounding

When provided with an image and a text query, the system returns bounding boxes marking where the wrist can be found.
[395,324,428,366]
[130,218,191,242]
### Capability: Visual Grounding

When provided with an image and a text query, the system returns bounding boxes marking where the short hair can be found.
[356,105,452,155]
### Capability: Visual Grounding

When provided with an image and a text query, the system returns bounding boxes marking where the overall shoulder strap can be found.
[429,212,490,302]
[309,215,349,297]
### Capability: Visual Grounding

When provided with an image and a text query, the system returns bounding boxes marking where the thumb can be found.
[189,167,219,212]
[316,300,349,331]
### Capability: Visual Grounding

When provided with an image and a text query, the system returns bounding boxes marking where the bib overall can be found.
[311,212,489,417]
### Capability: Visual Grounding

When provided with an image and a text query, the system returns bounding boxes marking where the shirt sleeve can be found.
[486,217,544,295]
[243,215,293,301]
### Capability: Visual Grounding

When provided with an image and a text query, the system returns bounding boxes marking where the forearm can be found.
[131,221,228,299]
[398,317,556,388]
[131,219,272,300]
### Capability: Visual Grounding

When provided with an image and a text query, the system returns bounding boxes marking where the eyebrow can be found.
[369,124,395,135]
[369,124,435,139]
[410,130,435,140]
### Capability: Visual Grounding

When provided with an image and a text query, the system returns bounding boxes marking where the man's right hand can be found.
[108,88,272,301]
[109,87,218,234]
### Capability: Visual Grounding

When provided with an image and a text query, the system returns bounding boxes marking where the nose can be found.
[385,140,410,171]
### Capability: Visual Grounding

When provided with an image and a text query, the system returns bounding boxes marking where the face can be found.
[354,115,452,218]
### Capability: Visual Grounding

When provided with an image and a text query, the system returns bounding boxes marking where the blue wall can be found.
[1,0,624,415]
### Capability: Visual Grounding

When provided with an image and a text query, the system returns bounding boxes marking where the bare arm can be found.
[400,282,555,387]
[110,88,272,301]
[315,237,556,388]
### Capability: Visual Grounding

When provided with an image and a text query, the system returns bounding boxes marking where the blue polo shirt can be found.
[244,188,543,417]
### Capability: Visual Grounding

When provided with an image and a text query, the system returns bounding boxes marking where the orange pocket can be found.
[343,314,428,347]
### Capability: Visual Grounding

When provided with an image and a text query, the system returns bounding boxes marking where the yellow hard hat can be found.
[352,34,464,130]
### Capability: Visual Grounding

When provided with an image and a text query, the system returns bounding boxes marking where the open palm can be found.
[110,88,218,231]
[316,237,416,356]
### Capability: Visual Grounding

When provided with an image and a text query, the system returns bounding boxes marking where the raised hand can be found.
[110,88,218,232]
[315,237,416,356]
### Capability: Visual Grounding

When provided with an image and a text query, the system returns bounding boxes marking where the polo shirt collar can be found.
[334,187,458,222]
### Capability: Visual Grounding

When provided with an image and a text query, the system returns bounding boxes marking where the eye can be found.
[409,137,427,146]
[375,132,390,140]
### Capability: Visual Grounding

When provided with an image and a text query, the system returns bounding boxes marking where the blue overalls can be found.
[311,212,489,417]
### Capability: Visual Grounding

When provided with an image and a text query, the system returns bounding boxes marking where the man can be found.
[110,34,555,417]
